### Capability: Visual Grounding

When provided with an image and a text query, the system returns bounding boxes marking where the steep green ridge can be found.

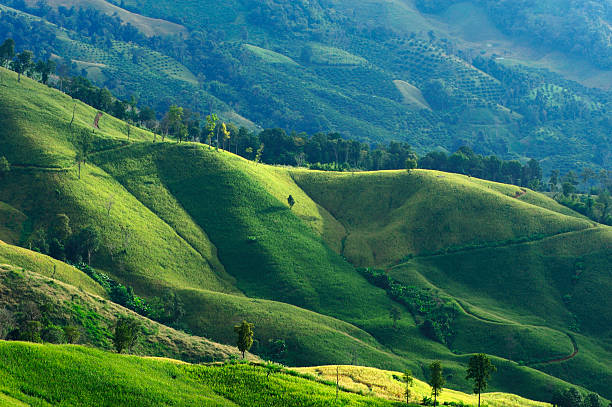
[1,69,612,400]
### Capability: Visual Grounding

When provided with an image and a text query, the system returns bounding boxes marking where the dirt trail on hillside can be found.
[456,300,579,365]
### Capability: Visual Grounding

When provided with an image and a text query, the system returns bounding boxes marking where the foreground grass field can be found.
[0,342,398,407]
[1,67,611,401]
[0,342,560,407]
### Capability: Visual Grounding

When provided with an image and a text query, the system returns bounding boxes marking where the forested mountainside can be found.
[1,0,612,173]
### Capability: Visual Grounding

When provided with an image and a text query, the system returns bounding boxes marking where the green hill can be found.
[0,67,611,402]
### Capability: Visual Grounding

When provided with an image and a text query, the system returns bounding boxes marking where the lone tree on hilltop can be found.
[113,316,140,354]
[234,320,254,358]
[287,195,295,210]
[403,369,414,404]
[466,353,496,407]
[429,360,445,406]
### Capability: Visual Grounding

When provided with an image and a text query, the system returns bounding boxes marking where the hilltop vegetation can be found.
[0,66,611,403]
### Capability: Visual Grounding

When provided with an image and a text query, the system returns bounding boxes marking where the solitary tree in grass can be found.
[113,316,140,354]
[403,369,414,404]
[429,360,444,406]
[234,320,254,358]
[13,50,33,83]
[466,353,496,407]
[287,195,295,210]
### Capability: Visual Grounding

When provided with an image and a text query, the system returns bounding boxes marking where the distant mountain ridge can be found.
[1,0,612,173]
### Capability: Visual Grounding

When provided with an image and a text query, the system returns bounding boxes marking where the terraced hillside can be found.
[0,68,611,402]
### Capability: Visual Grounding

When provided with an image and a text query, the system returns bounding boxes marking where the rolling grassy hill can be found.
[1,67,611,401]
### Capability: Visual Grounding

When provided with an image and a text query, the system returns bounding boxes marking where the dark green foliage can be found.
[0,38,15,67]
[73,263,152,318]
[66,226,100,265]
[42,324,65,344]
[113,316,140,354]
[584,394,603,407]
[13,50,33,82]
[62,326,81,344]
[234,320,254,358]
[389,306,401,329]
[21,320,42,343]
[0,307,15,339]
[358,268,457,344]
[465,354,496,407]
[148,290,185,326]
[287,194,295,209]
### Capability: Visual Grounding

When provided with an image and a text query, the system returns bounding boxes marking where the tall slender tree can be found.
[466,354,496,407]
[234,320,254,358]
[429,361,444,406]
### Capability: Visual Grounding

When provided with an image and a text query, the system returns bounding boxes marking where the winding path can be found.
[455,300,579,365]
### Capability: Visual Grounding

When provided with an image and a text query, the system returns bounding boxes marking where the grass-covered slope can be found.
[291,169,594,267]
